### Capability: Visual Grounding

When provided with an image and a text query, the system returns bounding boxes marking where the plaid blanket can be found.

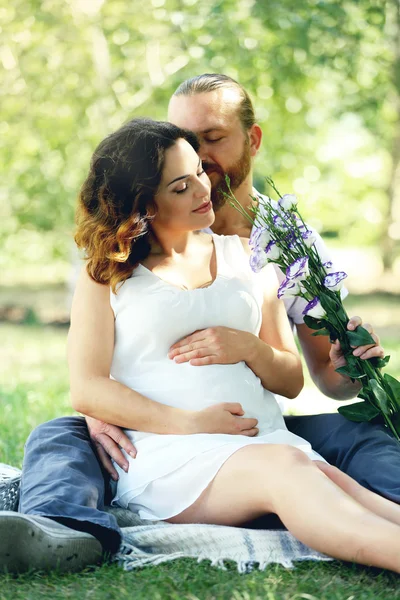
[1,465,330,572]
[110,508,331,572]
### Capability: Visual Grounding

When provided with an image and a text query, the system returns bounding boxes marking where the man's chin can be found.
[211,188,228,211]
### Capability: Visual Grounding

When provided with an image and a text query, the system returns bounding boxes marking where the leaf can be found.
[346,326,375,347]
[338,401,381,422]
[303,315,326,330]
[335,366,364,379]
[311,328,330,336]
[383,373,400,410]
[369,355,391,369]
[369,379,390,415]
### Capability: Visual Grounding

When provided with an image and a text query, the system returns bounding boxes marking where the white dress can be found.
[111,234,324,521]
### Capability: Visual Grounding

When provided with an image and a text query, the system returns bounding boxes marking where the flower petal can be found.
[302,297,326,319]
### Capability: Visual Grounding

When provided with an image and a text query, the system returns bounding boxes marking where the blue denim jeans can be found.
[19,416,121,553]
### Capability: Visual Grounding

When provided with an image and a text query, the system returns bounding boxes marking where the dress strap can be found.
[211,234,251,279]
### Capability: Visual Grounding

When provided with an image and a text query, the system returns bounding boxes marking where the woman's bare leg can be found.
[167,444,400,573]
[316,461,400,527]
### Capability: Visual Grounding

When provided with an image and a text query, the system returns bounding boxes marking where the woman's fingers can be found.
[169,341,205,360]
[169,330,205,352]
[173,348,216,364]
[95,433,130,473]
[94,441,120,481]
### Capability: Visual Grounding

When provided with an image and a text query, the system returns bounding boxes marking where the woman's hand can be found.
[168,326,257,366]
[329,315,385,371]
[192,402,259,436]
[86,416,137,480]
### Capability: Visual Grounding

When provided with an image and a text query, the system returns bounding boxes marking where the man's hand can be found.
[193,402,259,436]
[329,316,385,371]
[85,416,137,481]
[168,327,256,366]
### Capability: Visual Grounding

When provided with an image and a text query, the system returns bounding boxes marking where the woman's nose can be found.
[195,175,211,197]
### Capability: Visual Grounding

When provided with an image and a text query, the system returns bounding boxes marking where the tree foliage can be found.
[1,0,399,267]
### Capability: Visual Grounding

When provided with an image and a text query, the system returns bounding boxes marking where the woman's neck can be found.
[149,229,201,258]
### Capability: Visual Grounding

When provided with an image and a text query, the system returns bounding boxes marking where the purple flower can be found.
[250,226,272,250]
[277,278,301,299]
[323,271,347,292]
[265,240,281,260]
[250,247,269,273]
[323,261,334,274]
[285,231,297,251]
[286,256,309,282]
[295,218,308,233]
[278,194,298,211]
[272,214,288,230]
[302,230,317,248]
[302,297,326,319]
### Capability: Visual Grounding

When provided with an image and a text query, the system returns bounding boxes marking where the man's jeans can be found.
[19,416,121,553]
[19,412,400,548]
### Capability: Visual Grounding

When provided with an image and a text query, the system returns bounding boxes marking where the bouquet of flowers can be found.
[225,176,400,441]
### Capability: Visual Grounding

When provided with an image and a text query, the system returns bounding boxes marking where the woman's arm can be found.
[68,268,259,435]
[245,257,304,399]
[68,268,192,432]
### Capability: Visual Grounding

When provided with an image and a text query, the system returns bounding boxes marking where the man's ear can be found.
[249,124,262,157]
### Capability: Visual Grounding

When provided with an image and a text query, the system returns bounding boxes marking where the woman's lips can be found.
[193,201,212,214]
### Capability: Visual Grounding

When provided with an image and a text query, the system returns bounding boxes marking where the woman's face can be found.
[153,138,214,232]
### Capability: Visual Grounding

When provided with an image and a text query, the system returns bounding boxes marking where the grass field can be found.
[0,292,400,599]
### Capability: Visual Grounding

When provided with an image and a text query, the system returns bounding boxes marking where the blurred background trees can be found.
[1,0,400,283]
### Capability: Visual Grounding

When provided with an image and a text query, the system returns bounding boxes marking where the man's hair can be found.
[173,74,256,131]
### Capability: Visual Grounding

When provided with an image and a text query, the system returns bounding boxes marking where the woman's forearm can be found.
[245,335,304,399]
[71,376,194,434]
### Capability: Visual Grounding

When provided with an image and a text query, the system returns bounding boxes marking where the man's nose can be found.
[197,141,209,162]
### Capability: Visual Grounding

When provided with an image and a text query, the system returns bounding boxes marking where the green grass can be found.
[1,295,400,598]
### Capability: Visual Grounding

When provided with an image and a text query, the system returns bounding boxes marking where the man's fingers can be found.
[223,402,244,415]
[359,346,385,360]
[238,417,259,430]
[95,434,129,472]
[95,444,119,481]
[347,316,362,331]
[240,428,259,437]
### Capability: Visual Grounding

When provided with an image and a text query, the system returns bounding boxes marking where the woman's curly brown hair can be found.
[75,118,199,293]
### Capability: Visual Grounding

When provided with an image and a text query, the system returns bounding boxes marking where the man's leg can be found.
[20,415,121,553]
[285,413,400,503]
[0,416,121,572]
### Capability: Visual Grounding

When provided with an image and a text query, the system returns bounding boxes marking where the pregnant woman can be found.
[69,117,400,573]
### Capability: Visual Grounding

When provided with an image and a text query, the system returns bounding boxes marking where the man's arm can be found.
[296,318,384,400]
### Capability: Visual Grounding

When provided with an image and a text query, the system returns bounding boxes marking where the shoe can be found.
[0,464,21,511]
[0,512,103,573]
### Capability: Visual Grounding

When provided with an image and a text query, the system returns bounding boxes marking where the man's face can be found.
[168,89,252,209]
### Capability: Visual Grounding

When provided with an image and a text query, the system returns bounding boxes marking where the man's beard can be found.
[203,139,251,211]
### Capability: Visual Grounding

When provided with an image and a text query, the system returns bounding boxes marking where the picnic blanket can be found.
[0,465,331,573]
[110,508,331,572]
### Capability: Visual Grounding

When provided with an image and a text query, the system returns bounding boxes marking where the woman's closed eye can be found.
[174,171,206,194]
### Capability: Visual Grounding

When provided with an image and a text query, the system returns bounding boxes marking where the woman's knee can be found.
[268,444,313,469]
